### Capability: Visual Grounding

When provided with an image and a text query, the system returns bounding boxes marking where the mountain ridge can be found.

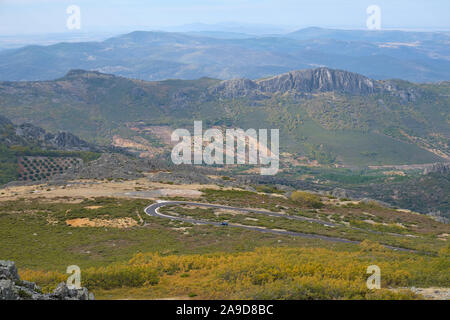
[211,67,384,98]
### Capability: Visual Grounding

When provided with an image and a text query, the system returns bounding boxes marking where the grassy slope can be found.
[0,188,448,299]
[292,121,442,165]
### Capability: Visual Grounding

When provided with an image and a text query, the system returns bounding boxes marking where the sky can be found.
[0,0,449,35]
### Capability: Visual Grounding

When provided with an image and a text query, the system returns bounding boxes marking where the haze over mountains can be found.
[1,27,450,82]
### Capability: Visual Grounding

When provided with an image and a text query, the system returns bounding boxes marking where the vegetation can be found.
[11,146,101,163]
[0,144,101,185]
[0,186,447,300]
[160,203,447,253]
[291,191,324,208]
[0,144,19,184]
[0,197,329,271]
[0,71,447,166]
[17,156,82,182]
[20,244,449,299]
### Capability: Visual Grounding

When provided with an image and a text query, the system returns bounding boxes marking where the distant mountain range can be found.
[286,27,450,42]
[0,27,449,82]
[0,67,448,166]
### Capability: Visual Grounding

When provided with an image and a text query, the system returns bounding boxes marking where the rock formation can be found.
[210,67,384,98]
[0,260,94,300]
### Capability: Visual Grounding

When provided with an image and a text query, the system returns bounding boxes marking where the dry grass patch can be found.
[66,217,138,229]
[84,206,104,210]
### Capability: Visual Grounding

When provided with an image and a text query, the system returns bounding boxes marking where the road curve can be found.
[144,201,414,252]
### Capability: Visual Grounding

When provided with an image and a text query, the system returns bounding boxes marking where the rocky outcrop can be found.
[50,131,92,150]
[0,260,94,300]
[0,115,26,146]
[15,123,94,151]
[0,114,97,152]
[209,78,260,99]
[427,211,449,224]
[52,153,169,181]
[210,67,384,98]
[0,261,19,282]
[256,68,382,95]
[424,162,450,175]
[330,188,350,199]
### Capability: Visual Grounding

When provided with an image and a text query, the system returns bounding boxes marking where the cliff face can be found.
[211,67,384,98]
[257,68,381,94]
[209,78,259,98]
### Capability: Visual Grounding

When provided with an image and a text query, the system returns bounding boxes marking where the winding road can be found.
[144,201,414,252]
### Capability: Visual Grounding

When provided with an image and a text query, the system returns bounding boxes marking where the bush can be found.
[291,191,324,208]
[254,185,283,194]
[359,240,386,252]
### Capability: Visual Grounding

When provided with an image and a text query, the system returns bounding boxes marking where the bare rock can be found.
[0,260,94,300]
[0,260,20,282]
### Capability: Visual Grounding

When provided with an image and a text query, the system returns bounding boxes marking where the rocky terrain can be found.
[16,124,94,152]
[0,115,97,152]
[405,287,450,300]
[424,162,450,175]
[52,153,169,182]
[0,260,93,300]
[211,68,384,98]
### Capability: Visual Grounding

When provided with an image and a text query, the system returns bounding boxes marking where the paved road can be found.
[144,201,415,252]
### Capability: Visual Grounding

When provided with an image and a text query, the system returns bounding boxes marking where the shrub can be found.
[358,240,386,252]
[291,191,324,208]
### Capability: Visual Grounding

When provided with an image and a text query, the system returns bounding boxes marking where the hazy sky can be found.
[1,0,449,35]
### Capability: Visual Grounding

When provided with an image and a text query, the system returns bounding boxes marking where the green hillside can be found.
[0,68,448,166]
